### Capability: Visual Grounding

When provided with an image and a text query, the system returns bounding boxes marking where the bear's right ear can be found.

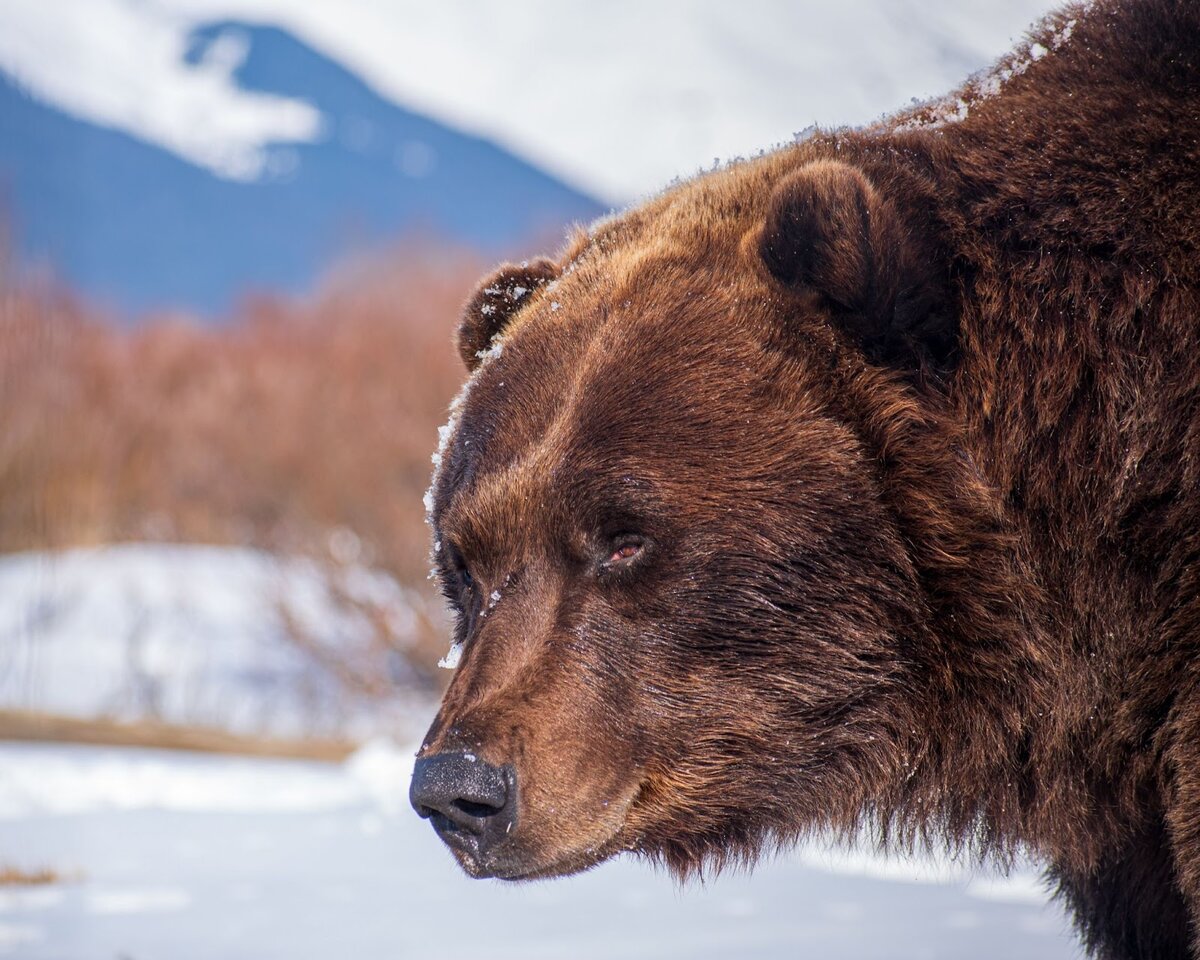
[758,159,955,370]
[458,259,559,370]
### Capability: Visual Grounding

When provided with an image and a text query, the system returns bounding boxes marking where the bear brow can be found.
[559,470,663,530]
[442,462,662,560]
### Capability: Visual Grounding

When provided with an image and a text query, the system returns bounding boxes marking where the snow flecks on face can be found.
[425,377,482,523]
[478,588,503,620]
[482,281,532,303]
[550,301,561,313]
[423,383,467,528]
[474,340,504,362]
[426,332,511,667]
[437,642,463,670]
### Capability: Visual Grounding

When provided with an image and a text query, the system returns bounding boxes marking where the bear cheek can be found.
[507,760,642,877]
[501,678,648,874]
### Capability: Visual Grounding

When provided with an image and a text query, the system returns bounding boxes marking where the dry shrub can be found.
[0,865,62,886]
[0,241,483,673]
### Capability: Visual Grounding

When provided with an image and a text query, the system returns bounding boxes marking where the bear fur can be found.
[417,1,1200,956]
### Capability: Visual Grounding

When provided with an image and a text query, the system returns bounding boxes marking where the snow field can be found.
[0,741,1076,959]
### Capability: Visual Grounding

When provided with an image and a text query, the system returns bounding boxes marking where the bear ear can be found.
[758,159,955,370]
[457,259,560,369]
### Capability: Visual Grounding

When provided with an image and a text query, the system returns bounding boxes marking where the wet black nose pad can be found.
[410,752,517,846]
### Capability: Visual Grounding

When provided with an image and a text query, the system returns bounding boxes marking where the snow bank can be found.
[0,742,1070,958]
[0,544,433,739]
[0,739,414,818]
[798,840,1047,904]
[85,887,191,915]
[0,738,1043,900]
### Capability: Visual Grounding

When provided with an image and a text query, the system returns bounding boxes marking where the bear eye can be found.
[444,543,474,593]
[610,543,641,562]
[604,536,646,567]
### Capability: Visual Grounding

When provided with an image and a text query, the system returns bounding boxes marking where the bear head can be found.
[411,151,1031,881]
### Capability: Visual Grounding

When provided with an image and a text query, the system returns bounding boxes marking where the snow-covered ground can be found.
[0,740,1078,959]
[0,544,436,740]
[0,0,1058,200]
[0,544,1079,954]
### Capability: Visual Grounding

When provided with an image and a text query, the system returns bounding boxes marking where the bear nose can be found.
[409,752,516,856]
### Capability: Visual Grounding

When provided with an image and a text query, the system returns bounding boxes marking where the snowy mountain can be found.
[3,0,1059,203]
[0,0,1059,317]
[0,21,604,316]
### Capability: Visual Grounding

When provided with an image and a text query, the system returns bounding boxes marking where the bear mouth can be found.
[427,811,509,877]
[487,834,632,882]
[439,803,638,882]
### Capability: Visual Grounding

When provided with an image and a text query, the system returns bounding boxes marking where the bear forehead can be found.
[438,302,723,523]
[430,147,855,546]
[433,265,834,551]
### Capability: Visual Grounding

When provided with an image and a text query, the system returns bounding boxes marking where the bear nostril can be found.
[409,752,517,851]
[451,797,503,819]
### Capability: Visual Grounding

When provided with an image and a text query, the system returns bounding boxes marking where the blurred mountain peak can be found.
[0,18,605,319]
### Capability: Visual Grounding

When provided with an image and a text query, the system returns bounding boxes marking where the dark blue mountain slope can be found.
[0,22,606,317]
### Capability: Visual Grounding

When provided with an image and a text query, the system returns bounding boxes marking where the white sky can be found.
[0,0,1057,202]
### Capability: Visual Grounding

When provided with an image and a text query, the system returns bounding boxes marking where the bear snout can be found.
[410,752,518,875]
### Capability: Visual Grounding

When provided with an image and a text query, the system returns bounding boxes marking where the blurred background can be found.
[0,1,1080,957]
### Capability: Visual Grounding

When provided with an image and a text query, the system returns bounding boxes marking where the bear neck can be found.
[829,361,1064,862]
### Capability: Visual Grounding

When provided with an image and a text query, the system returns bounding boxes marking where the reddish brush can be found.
[0,243,483,668]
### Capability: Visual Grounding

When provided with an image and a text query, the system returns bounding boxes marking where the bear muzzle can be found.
[409,751,520,876]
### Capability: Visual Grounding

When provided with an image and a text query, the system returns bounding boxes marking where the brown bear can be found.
[408,1,1200,957]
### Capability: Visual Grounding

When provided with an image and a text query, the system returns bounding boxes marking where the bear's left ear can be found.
[458,258,560,369]
[758,159,955,370]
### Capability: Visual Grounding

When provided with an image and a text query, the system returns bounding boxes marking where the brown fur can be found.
[417,2,1200,956]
